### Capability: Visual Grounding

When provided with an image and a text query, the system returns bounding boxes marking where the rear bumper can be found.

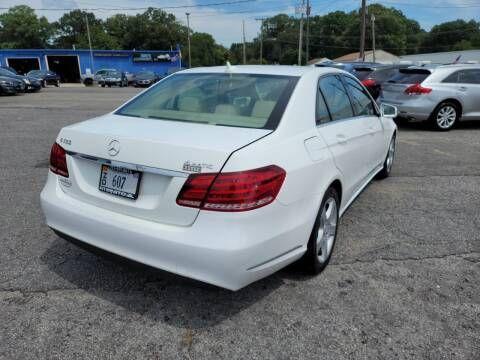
[380,97,434,121]
[40,172,313,290]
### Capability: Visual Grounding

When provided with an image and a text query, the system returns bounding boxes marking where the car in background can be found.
[27,70,60,87]
[315,61,385,99]
[133,71,161,87]
[40,65,397,290]
[379,64,480,130]
[98,70,128,87]
[93,69,116,83]
[0,68,42,92]
[0,76,24,95]
[0,66,20,75]
[125,71,136,85]
[359,64,413,100]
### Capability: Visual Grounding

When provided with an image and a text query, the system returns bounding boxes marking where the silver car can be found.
[380,64,480,130]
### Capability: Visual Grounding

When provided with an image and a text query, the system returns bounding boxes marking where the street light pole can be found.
[359,0,367,61]
[371,13,376,63]
[186,12,192,68]
[85,13,94,73]
[305,0,311,64]
[297,0,305,66]
[242,19,247,65]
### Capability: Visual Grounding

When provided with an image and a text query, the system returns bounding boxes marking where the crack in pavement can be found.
[331,250,480,266]
[1,252,478,297]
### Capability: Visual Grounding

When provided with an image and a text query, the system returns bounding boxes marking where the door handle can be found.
[458,86,467,92]
[336,134,348,144]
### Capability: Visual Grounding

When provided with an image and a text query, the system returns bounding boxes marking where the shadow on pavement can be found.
[41,235,305,329]
[394,118,480,131]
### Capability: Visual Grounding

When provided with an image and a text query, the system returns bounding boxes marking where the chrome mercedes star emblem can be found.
[107,139,120,156]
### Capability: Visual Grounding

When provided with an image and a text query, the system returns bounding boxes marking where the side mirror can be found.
[380,103,398,118]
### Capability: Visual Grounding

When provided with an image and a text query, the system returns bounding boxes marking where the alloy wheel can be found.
[316,197,338,263]
[386,137,395,173]
[436,105,456,129]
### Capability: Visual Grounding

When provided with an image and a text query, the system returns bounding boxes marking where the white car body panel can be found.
[41,65,396,290]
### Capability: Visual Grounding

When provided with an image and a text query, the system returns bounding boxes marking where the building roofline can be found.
[0,49,178,53]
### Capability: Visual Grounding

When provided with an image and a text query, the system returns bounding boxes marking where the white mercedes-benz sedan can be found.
[41,65,397,290]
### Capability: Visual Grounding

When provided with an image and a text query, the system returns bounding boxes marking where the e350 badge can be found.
[182,161,213,173]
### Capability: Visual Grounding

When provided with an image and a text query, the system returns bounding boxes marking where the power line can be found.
[0,0,258,11]
[374,0,480,8]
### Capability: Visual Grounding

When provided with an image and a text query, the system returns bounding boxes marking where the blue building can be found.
[0,48,182,82]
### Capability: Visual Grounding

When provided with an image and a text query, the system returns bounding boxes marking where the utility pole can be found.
[255,18,264,64]
[359,0,367,61]
[186,13,192,68]
[297,0,305,65]
[242,19,246,65]
[371,13,376,63]
[305,0,311,64]
[85,14,94,73]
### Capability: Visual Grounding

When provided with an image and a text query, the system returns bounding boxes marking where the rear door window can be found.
[459,69,480,84]
[318,75,354,121]
[342,76,377,116]
[316,85,331,124]
[387,69,431,84]
[443,69,480,84]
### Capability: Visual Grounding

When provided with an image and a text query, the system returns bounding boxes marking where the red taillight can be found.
[404,83,432,95]
[361,78,376,87]
[176,165,286,212]
[49,143,69,177]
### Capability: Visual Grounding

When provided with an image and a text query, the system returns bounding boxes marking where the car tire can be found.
[376,134,396,179]
[301,186,339,274]
[430,101,459,131]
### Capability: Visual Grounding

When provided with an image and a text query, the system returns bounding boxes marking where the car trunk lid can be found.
[56,114,271,226]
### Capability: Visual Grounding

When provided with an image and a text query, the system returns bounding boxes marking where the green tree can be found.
[422,20,480,52]
[54,10,119,49]
[0,5,52,48]
[189,32,226,67]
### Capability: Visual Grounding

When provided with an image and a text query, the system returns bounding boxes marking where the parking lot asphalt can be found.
[0,87,479,360]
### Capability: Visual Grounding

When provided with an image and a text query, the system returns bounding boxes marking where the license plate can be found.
[98,165,141,199]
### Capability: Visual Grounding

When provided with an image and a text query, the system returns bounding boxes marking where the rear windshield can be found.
[387,68,431,84]
[116,73,298,130]
[353,68,374,80]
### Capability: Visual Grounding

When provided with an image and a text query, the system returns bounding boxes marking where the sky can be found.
[1,0,479,46]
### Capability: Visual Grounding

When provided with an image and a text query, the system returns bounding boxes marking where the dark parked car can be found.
[27,70,60,87]
[0,76,25,95]
[0,66,19,75]
[99,70,128,87]
[0,68,42,92]
[134,71,161,87]
[315,61,385,99]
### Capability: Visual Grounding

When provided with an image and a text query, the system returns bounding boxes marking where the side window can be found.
[318,76,354,121]
[458,69,480,84]
[443,71,459,83]
[316,86,331,124]
[342,76,376,116]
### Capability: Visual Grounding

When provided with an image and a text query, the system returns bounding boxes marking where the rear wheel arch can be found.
[329,179,342,207]
[436,98,463,116]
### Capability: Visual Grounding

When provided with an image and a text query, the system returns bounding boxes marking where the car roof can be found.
[178,65,341,77]
[435,63,480,70]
